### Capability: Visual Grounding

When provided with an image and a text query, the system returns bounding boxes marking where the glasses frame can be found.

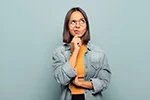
[69,18,86,28]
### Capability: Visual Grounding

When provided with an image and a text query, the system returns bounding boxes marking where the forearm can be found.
[80,80,93,89]
[69,51,78,68]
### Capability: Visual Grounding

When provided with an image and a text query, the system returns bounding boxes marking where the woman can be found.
[52,7,111,100]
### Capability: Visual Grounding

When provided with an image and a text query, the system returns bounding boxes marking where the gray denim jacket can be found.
[52,42,111,100]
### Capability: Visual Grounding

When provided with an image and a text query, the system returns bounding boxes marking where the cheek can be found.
[70,28,74,32]
[69,27,74,35]
[81,27,87,33]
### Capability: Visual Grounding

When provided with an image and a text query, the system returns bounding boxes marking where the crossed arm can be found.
[69,50,93,89]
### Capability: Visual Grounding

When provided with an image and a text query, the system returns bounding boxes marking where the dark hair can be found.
[63,7,90,44]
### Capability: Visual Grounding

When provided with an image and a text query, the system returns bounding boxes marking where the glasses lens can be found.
[70,19,86,27]
[79,19,85,26]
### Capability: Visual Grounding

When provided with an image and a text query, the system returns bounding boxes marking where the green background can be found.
[0,0,150,100]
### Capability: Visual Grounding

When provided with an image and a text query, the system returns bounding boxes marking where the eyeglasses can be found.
[69,18,86,28]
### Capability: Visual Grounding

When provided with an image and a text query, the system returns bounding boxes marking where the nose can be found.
[75,22,80,28]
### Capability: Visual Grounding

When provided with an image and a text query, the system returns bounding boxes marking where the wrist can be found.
[72,50,79,55]
[78,81,83,87]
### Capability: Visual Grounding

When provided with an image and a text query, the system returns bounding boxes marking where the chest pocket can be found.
[90,63,100,70]
[89,52,102,70]
[85,52,103,79]
[85,62,100,79]
[86,52,103,78]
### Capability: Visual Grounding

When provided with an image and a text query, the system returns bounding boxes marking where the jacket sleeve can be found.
[52,50,77,86]
[90,53,111,94]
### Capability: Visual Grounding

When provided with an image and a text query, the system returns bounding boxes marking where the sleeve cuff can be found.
[90,78,104,94]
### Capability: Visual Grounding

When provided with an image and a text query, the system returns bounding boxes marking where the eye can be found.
[71,20,76,24]
[80,19,85,24]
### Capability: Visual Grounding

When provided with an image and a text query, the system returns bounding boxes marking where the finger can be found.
[74,37,81,42]
[72,34,82,40]
[74,40,81,47]
[76,39,82,46]
[74,34,82,38]
[73,39,81,44]
[73,35,82,41]
[74,39,81,44]
[71,37,79,43]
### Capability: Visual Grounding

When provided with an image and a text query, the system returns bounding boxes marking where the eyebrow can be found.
[71,18,85,21]
[80,18,85,20]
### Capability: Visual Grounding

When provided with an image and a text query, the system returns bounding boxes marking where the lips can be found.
[74,30,80,34]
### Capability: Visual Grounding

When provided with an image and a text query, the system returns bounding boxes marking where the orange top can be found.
[71,44,87,94]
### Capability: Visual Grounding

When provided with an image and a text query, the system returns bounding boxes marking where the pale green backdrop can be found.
[0,0,150,100]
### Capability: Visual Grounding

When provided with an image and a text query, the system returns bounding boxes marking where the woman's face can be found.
[68,11,87,37]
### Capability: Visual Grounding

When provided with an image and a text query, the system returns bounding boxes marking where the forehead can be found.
[70,11,85,20]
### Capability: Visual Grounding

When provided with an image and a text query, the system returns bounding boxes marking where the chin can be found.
[74,33,84,36]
